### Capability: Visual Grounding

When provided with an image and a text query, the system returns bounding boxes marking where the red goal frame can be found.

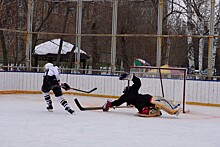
[129,66,187,113]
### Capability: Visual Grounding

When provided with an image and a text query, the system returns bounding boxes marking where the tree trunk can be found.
[198,38,204,72]
[68,45,76,69]
[91,23,100,73]
[186,0,195,73]
[0,29,8,69]
[56,5,70,66]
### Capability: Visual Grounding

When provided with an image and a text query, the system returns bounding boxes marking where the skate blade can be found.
[47,109,53,112]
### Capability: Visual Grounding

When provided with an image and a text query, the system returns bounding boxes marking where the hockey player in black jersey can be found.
[102,73,180,117]
[41,62,74,114]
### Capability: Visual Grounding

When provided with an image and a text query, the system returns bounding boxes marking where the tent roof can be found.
[33,39,86,55]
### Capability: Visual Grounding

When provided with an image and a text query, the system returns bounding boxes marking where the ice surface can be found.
[0,94,220,147]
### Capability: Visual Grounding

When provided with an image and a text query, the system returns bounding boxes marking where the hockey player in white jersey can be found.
[41,62,74,114]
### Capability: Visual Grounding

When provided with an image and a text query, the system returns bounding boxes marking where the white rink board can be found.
[0,71,220,104]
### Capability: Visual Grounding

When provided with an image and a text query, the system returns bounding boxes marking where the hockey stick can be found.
[74,98,132,111]
[74,98,103,110]
[70,87,97,93]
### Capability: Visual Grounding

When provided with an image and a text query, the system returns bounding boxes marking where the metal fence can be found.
[1,64,220,80]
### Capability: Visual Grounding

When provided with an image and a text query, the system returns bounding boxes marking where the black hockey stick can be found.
[74,98,132,111]
[70,87,97,93]
[74,98,102,110]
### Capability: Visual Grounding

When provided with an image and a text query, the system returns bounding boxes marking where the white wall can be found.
[0,71,219,105]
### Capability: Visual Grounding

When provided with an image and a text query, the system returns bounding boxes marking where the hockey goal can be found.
[129,65,188,113]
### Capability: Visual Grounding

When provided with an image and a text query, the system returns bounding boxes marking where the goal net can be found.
[129,65,187,113]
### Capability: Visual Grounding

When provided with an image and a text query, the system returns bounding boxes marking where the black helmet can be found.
[123,86,130,93]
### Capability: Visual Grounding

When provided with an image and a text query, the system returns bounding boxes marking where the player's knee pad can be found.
[151,96,171,110]
[55,96,64,103]
[149,108,161,115]
[151,96,180,115]
[138,107,162,117]
[41,85,50,93]
[42,92,50,97]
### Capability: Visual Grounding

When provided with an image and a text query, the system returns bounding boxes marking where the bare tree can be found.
[0,0,17,69]
[56,3,70,66]
[81,1,112,72]
[31,1,59,55]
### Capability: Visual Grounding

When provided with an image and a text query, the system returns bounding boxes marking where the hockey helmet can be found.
[44,63,53,70]
[123,86,131,93]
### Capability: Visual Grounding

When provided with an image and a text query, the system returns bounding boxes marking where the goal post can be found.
[129,65,187,113]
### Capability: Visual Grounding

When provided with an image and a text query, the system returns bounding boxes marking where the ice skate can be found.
[65,107,74,114]
[46,105,53,112]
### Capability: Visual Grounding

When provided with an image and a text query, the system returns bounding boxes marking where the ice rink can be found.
[0,94,220,147]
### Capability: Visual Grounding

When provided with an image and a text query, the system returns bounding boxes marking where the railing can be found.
[1,64,220,80]
[0,64,125,75]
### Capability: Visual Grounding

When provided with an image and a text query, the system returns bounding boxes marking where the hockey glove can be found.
[119,73,133,80]
[61,83,71,91]
[102,100,112,111]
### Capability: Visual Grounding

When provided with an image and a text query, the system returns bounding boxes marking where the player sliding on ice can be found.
[102,73,181,117]
[41,62,74,114]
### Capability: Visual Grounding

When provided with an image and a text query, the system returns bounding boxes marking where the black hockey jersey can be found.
[111,75,154,112]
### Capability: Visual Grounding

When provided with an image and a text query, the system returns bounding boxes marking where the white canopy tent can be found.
[33,39,89,69]
[33,39,86,55]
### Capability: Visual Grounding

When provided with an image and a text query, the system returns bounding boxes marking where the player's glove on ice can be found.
[102,100,112,111]
[61,83,71,91]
